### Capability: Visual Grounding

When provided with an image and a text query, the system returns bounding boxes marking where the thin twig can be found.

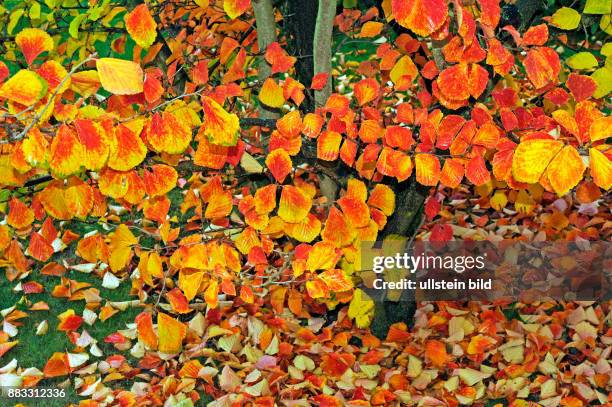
[6,53,98,144]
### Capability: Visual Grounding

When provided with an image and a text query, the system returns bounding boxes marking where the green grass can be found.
[0,268,141,406]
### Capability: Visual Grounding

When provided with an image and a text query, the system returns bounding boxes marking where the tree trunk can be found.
[370,179,428,339]
[284,0,318,112]
[253,0,279,119]
[313,0,336,108]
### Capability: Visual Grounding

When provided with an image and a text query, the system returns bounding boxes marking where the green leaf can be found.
[591,67,611,98]
[550,7,581,30]
[29,2,41,20]
[601,14,612,35]
[566,52,599,69]
[69,14,88,39]
[7,8,24,34]
[584,0,612,14]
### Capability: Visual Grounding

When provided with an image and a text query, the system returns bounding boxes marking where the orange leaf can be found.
[7,198,34,229]
[278,186,312,223]
[321,206,356,247]
[265,42,296,74]
[108,124,147,171]
[124,4,157,49]
[465,155,491,186]
[425,339,449,367]
[566,73,597,102]
[205,190,233,219]
[522,24,548,46]
[354,78,379,106]
[467,334,496,354]
[49,125,83,178]
[143,112,192,154]
[29,232,53,262]
[323,94,350,117]
[337,195,370,228]
[523,47,560,89]
[36,61,69,93]
[358,21,384,38]
[276,110,303,138]
[310,72,329,90]
[285,213,321,243]
[319,269,352,292]
[43,352,70,378]
[440,158,465,188]
[167,288,192,314]
[390,55,418,89]
[57,309,83,332]
[15,28,54,65]
[317,130,342,161]
[143,164,177,197]
[0,341,18,358]
[224,0,251,19]
[157,312,187,354]
[135,311,158,349]
[437,62,469,101]
[392,0,448,37]
[74,119,109,171]
[368,184,395,216]
[201,96,240,146]
[266,148,292,183]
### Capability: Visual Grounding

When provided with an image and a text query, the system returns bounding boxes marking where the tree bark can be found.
[253,0,279,119]
[313,0,336,108]
[285,0,318,112]
[370,179,428,339]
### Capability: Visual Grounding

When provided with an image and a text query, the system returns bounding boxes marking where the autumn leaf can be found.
[201,96,240,146]
[124,4,157,49]
[96,58,144,95]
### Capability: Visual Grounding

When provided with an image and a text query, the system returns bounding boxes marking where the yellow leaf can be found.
[348,288,374,328]
[512,139,563,183]
[601,14,612,35]
[550,7,581,30]
[390,55,418,87]
[566,52,599,70]
[157,312,187,354]
[490,190,508,211]
[589,148,611,190]
[201,96,240,146]
[259,78,285,108]
[96,58,144,95]
[0,70,48,106]
[546,146,586,196]
[591,67,611,98]
[109,224,137,272]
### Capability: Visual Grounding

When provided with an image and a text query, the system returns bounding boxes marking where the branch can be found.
[239,117,277,127]
[5,53,98,144]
